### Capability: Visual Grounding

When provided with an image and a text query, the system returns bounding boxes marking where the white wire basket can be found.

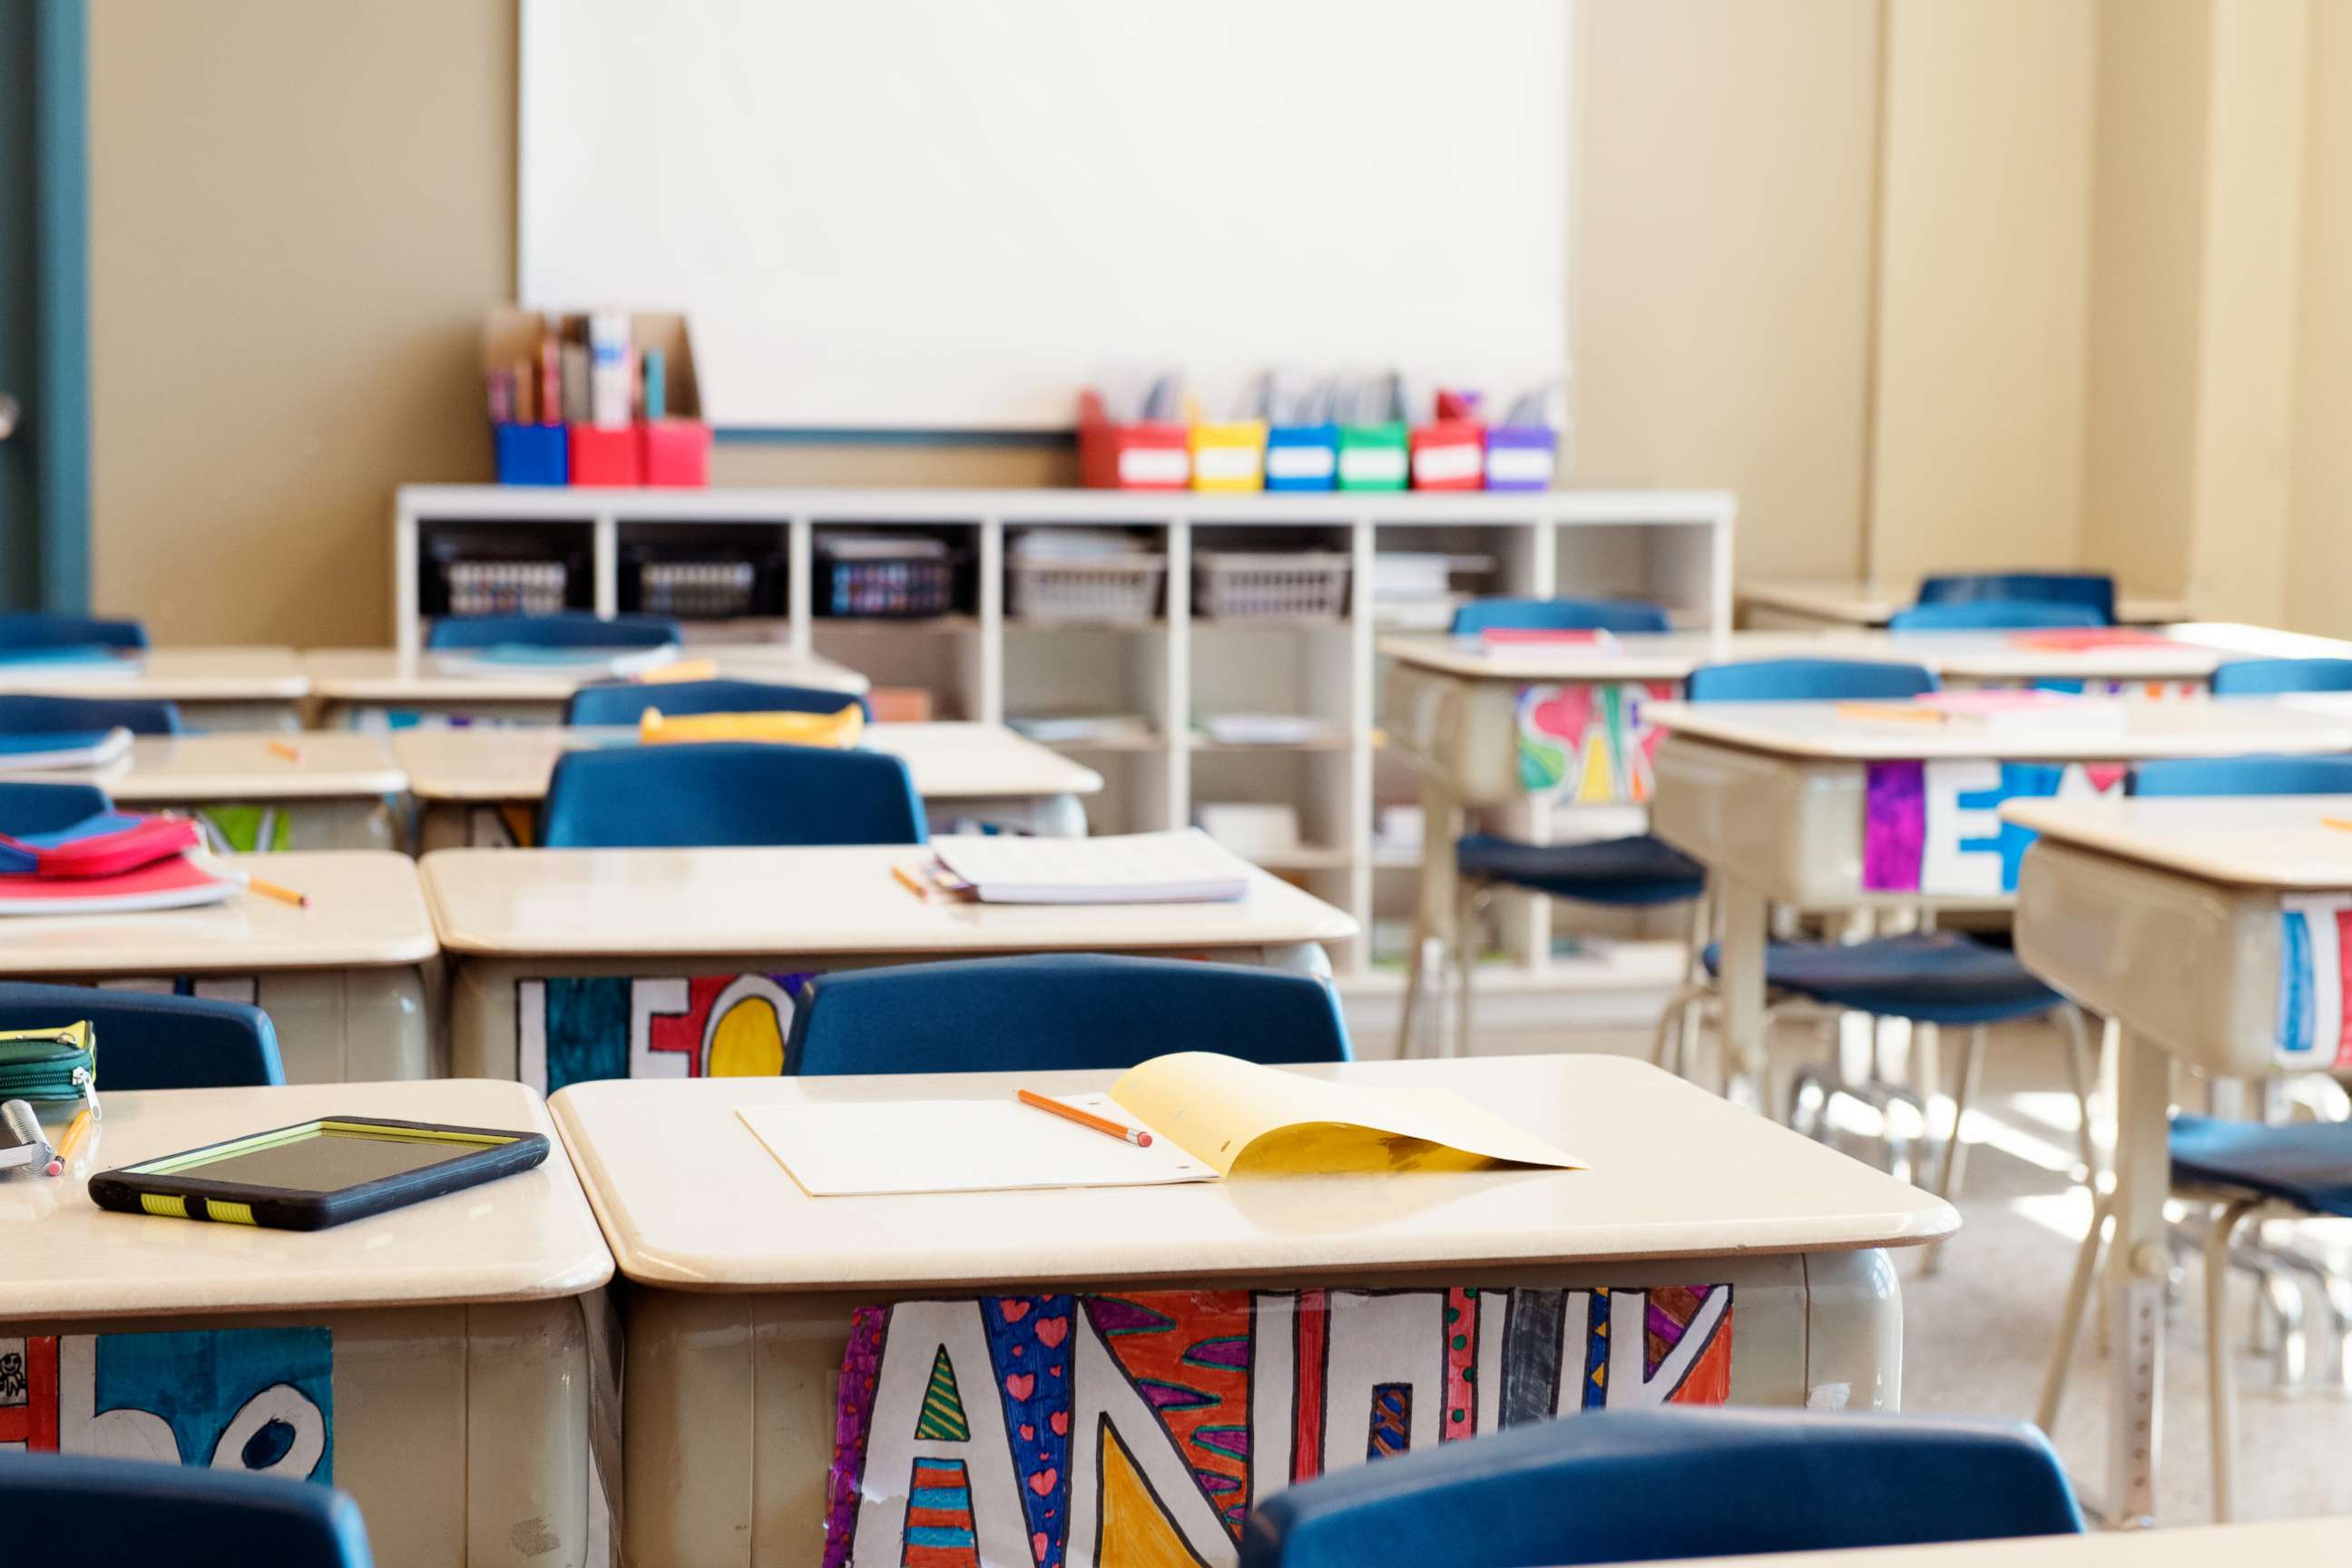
[1194,551,1351,620]
[1008,554,1167,624]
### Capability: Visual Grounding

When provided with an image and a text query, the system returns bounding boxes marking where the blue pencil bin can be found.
[1264,424,1339,492]
[494,423,570,486]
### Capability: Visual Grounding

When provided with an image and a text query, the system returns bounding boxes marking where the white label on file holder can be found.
[1339,446,1407,485]
[1486,446,1554,485]
[1414,443,1482,485]
[1267,445,1336,482]
[1194,445,1261,483]
[1120,447,1190,485]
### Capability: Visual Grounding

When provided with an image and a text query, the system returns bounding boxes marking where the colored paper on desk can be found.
[0,809,200,877]
[0,851,235,915]
[1111,1052,1584,1176]
[1478,628,1618,647]
[639,706,862,749]
[0,726,132,771]
[2003,628,2175,651]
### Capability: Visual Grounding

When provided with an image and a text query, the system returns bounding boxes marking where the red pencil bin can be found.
[1077,391,1190,490]
[1410,419,1486,490]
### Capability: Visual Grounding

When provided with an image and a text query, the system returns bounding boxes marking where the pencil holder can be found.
[493,423,569,486]
[1484,424,1558,491]
[640,418,712,487]
[1410,419,1485,490]
[1188,420,1268,492]
[1335,422,1408,491]
[568,425,643,487]
[1077,391,1190,490]
[1264,423,1339,492]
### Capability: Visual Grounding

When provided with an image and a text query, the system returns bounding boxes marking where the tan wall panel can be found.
[2078,0,2209,602]
[2284,1,2352,641]
[1573,0,1880,583]
[1867,0,2096,583]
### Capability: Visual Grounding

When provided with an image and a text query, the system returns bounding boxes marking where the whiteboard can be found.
[519,0,1571,431]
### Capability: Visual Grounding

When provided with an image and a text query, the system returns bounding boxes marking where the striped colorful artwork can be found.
[1514,681,1678,803]
[821,1284,1731,1567]
[2277,894,2352,1068]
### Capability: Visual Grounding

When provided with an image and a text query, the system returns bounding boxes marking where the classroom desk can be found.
[548,1054,1953,1568]
[303,645,870,729]
[1637,1517,2352,1568]
[1738,578,2195,630]
[0,644,309,730]
[423,844,1360,1090]
[1643,699,2352,1093]
[0,851,439,1082]
[394,720,1106,848]
[0,1078,612,1568]
[2004,794,2352,1525]
[5,732,407,850]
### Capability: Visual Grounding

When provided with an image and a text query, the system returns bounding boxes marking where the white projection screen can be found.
[520,0,1572,431]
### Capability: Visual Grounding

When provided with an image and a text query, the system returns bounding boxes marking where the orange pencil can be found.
[44,1107,93,1177]
[267,740,305,764]
[244,874,310,909]
[1016,1089,1152,1147]
[2324,817,2352,834]
[891,862,929,899]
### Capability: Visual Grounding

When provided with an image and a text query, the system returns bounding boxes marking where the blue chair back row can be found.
[426,611,682,651]
[1915,571,2115,623]
[1450,597,1672,635]
[0,981,283,1091]
[537,740,926,848]
[0,779,115,833]
[2210,656,2352,696]
[0,1451,373,1568]
[2130,753,2352,798]
[0,612,147,652]
[1684,658,1937,703]
[564,677,868,727]
[1886,601,2102,632]
[0,691,181,736]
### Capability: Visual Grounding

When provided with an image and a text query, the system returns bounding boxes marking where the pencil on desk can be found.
[1017,1089,1153,1147]
[266,740,305,764]
[891,862,929,899]
[2323,817,2352,834]
[45,1107,93,1177]
[199,854,311,909]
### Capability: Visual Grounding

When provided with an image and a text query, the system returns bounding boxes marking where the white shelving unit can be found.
[394,485,1735,1001]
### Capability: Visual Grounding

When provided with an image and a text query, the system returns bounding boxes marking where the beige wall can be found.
[2283,1,2352,641]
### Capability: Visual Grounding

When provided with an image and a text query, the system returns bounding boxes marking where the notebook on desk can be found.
[737,1051,1585,1197]
[430,644,682,681]
[0,726,133,771]
[925,828,1251,905]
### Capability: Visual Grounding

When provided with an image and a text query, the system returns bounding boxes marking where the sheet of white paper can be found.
[737,1094,1220,1197]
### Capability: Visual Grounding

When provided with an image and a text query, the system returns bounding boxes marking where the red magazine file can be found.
[1077,391,1190,490]
[1410,418,1485,490]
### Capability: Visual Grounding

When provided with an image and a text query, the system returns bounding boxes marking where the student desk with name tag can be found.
[302,647,871,730]
[393,721,1105,848]
[2004,795,2352,1526]
[0,645,311,731]
[0,1079,612,1568]
[421,845,1360,1093]
[0,850,441,1082]
[548,1054,1954,1568]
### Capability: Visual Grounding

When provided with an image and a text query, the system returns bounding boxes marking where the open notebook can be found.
[737,1051,1584,1197]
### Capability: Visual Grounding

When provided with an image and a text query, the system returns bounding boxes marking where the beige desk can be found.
[7,733,407,851]
[304,645,870,729]
[1641,1517,2352,1568]
[2005,794,2352,1524]
[396,720,1106,848]
[1645,699,2352,1090]
[1,1079,611,1568]
[0,645,309,730]
[424,844,1358,1089]
[1738,578,2195,630]
[0,851,439,1082]
[550,1054,1952,1568]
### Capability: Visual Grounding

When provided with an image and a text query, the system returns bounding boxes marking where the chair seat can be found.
[1455,833,1704,906]
[1701,931,2063,1025]
[2171,1115,2352,1218]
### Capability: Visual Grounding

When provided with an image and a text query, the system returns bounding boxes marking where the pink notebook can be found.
[0,852,236,915]
[1477,628,1618,647]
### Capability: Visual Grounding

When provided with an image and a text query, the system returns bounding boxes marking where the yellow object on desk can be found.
[638,706,863,748]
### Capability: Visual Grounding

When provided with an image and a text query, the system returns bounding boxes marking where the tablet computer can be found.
[88,1115,549,1230]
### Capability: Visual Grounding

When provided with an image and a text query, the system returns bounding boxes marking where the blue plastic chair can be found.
[1916,571,2115,624]
[0,982,283,1090]
[564,677,868,727]
[1449,597,1672,636]
[0,612,148,652]
[1681,657,1937,704]
[0,691,181,736]
[785,954,1352,1074]
[0,779,116,834]
[1887,601,2104,632]
[1239,1407,2082,1568]
[538,740,926,848]
[2208,657,2352,696]
[426,611,681,651]
[1,1450,374,1568]
[2132,754,2352,797]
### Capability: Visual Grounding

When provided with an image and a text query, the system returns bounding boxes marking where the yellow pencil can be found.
[891,862,929,899]
[2323,817,2352,834]
[244,873,311,909]
[266,740,305,764]
[46,1108,93,1177]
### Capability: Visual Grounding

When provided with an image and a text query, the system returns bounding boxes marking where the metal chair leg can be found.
[1921,1024,1985,1277]
[1397,929,1432,1060]
[1675,892,1710,1075]
[2206,1198,2264,1524]
[2059,1004,2101,1181]
[2038,1190,2111,1435]
[1446,878,1482,1060]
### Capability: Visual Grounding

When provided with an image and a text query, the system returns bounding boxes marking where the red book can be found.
[0,852,235,915]
[0,813,201,879]
[1477,628,1618,647]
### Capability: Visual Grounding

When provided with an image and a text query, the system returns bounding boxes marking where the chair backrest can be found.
[2130,753,2352,798]
[564,677,869,727]
[2209,657,2352,696]
[0,612,148,652]
[783,954,1352,1074]
[0,691,181,736]
[1683,658,1937,703]
[2,1450,374,1568]
[1239,1407,2083,1568]
[0,982,283,1090]
[538,740,927,848]
[426,611,682,651]
[1448,597,1672,636]
[1886,601,2104,632]
[1915,572,2115,623]
[0,779,115,834]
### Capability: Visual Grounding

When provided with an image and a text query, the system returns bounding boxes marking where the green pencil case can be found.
[0,1020,97,1104]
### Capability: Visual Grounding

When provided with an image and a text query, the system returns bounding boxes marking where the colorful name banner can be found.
[2278,894,2352,1068]
[518,973,817,1093]
[1515,681,1677,805]
[825,1284,1730,1567]
[1863,760,2127,897]
[0,1328,332,1481]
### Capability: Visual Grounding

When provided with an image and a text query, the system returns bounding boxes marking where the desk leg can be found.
[1255,942,1334,980]
[416,801,475,853]
[2107,1024,2170,1528]
[1716,877,1769,1108]
[1399,772,1465,1059]
[1803,1249,1904,1411]
[253,967,432,1082]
